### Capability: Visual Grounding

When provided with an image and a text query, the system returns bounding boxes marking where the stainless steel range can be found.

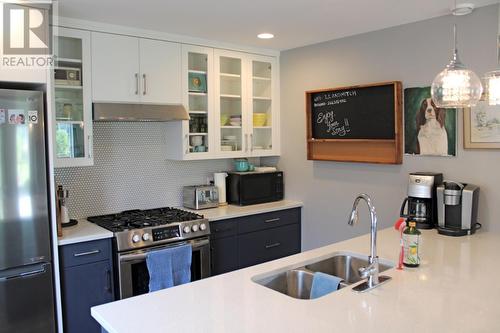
[88,207,211,299]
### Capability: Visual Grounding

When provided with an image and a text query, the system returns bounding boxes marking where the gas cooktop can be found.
[88,207,209,251]
[87,207,204,233]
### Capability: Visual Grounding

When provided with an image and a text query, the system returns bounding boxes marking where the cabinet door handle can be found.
[265,242,281,249]
[264,218,280,223]
[105,269,112,293]
[134,73,139,95]
[245,134,248,152]
[88,135,93,159]
[73,249,100,257]
[250,133,254,152]
[142,73,147,95]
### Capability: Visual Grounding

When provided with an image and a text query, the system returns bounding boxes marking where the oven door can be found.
[117,237,210,299]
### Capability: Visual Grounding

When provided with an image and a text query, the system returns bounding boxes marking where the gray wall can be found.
[265,5,500,251]
[55,122,234,218]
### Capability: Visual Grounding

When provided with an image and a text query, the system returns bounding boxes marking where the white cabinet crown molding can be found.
[56,16,280,58]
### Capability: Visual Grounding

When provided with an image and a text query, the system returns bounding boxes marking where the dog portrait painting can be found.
[404,87,456,156]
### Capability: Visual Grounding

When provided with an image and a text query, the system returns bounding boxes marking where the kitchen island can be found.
[92,228,500,332]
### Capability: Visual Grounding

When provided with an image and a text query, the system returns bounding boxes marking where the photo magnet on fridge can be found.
[8,110,26,125]
[404,87,456,156]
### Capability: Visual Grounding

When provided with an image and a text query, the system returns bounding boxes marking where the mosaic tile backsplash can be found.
[54,122,234,218]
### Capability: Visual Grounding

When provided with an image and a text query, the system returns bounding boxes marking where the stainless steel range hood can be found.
[93,103,190,122]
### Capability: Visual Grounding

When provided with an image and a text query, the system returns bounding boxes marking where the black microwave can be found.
[226,171,284,206]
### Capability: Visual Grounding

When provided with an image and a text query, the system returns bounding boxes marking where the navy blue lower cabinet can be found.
[210,236,238,275]
[210,208,301,275]
[238,223,300,268]
[59,239,114,333]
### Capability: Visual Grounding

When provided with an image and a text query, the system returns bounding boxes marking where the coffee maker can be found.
[400,172,443,229]
[436,181,480,236]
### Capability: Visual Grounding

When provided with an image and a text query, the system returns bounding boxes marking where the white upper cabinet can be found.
[91,32,140,103]
[91,32,181,104]
[139,39,181,104]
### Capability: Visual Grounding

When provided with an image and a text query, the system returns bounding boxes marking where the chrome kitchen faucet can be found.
[348,194,391,292]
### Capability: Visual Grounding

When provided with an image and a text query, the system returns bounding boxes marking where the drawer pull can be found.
[214,227,232,233]
[265,242,281,249]
[73,249,101,257]
[264,218,280,223]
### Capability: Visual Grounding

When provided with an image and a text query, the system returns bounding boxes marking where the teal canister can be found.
[234,158,249,172]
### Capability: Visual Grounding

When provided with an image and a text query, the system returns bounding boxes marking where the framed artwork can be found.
[404,86,457,156]
[464,101,500,149]
[188,72,207,93]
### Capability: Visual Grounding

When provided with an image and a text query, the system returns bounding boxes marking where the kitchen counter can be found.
[92,228,500,333]
[188,200,303,221]
[58,200,303,245]
[58,219,113,246]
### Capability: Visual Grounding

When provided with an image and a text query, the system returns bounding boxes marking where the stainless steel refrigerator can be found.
[0,88,56,332]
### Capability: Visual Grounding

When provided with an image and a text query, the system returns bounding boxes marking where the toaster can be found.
[183,185,219,210]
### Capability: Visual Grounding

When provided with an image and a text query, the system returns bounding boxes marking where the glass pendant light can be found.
[431,21,483,108]
[483,3,500,105]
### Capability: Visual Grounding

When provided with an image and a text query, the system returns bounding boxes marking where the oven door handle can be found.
[119,238,210,262]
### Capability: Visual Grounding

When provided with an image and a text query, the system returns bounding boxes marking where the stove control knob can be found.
[191,224,199,232]
[132,234,141,243]
[142,233,150,241]
[199,223,207,231]
[183,226,191,234]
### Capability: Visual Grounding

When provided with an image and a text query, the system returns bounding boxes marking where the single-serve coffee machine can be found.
[437,181,480,236]
[400,172,443,229]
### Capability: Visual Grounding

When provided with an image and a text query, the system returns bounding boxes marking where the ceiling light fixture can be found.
[431,2,483,108]
[451,3,475,16]
[257,33,274,39]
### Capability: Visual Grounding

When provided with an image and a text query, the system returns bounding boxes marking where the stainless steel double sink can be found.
[252,252,394,299]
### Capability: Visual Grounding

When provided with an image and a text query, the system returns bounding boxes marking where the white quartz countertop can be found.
[92,228,500,333]
[57,200,302,245]
[187,200,303,221]
[57,219,113,246]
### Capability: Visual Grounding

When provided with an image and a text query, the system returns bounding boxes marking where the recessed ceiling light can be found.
[452,3,475,16]
[257,33,274,39]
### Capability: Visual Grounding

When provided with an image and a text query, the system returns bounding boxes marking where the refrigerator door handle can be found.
[0,264,47,281]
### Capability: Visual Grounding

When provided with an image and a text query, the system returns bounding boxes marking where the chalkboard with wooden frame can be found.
[306,81,403,164]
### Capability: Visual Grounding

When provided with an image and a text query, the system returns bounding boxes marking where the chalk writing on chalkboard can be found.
[316,111,351,137]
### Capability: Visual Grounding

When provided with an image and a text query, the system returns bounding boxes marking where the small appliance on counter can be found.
[214,172,228,206]
[226,171,284,206]
[183,185,219,210]
[400,172,443,229]
[56,185,78,236]
[436,181,480,236]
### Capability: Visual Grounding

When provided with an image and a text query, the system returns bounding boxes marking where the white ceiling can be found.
[58,0,497,51]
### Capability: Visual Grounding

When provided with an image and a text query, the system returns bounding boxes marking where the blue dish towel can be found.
[310,272,343,299]
[146,244,192,292]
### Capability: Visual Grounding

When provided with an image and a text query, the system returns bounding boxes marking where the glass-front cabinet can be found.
[166,45,214,160]
[53,27,93,167]
[166,46,279,160]
[214,50,247,157]
[249,56,278,156]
